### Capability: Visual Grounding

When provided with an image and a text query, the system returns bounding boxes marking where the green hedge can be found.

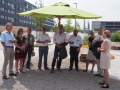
[111,32,120,42]
[83,35,90,45]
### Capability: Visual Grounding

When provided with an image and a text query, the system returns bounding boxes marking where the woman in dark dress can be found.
[14,28,26,73]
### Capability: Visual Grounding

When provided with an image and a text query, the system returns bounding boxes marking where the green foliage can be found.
[83,35,90,45]
[51,21,58,32]
[111,32,120,42]
[76,21,82,32]
[64,19,75,32]
[33,0,46,30]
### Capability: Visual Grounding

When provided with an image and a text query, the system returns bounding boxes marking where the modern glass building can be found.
[0,0,54,30]
[92,21,120,33]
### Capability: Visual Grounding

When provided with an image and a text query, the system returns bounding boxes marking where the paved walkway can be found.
[0,45,120,90]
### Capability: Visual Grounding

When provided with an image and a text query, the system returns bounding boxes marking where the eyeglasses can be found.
[90,33,93,34]
[43,29,46,30]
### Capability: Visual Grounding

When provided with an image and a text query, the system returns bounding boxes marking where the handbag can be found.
[32,51,35,56]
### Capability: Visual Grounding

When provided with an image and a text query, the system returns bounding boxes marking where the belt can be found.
[39,46,48,47]
[70,46,79,48]
[6,46,14,48]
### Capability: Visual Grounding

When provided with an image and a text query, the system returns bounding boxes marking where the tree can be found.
[64,19,75,32]
[51,21,58,32]
[33,0,46,30]
[76,21,82,32]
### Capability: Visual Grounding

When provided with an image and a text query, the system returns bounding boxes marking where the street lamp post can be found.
[73,3,77,29]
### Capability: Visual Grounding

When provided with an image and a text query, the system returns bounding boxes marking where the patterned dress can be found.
[15,37,26,60]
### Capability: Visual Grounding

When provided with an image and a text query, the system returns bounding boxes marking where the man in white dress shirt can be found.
[68,30,83,71]
[50,24,68,73]
[36,27,51,70]
[92,27,105,77]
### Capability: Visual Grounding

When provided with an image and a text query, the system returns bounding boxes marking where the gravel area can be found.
[0,46,120,90]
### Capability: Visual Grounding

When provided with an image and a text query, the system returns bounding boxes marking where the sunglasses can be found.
[90,33,93,34]
[43,29,46,30]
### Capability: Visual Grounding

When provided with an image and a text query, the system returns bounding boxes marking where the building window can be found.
[8,2,10,6]
[1,0,4,4]
[0,15,4,19]
[5,16,7,19]
[0,7,4,11]
[115,23,120,25]
[8,10,10,13]
[11,4,15,9]
[5,1,7,5]
[4,8,7,12]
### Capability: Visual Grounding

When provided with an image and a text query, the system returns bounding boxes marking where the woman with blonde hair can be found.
[97,30,111,88]
[14,28,26,73]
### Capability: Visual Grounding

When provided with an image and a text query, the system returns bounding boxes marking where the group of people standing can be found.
[1,22,111,89]
[83,27,111,88]
[1,23,35,79]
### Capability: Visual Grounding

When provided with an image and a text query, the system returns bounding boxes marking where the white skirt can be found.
[86,50,96,60]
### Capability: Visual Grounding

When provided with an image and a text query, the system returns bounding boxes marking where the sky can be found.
[25,0,120,29]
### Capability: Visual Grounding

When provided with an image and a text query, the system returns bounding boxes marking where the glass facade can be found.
[0,0,54,30]
[101,22,120,29]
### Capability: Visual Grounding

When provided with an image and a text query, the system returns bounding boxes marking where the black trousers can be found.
[51,46,62,70]
[69,47,79,69]
[25,46,33,68]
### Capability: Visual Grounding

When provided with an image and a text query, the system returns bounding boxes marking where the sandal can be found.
[19,69,26,73]
[101,83,109,88]
[99,81,105,85]
[16,71,19,74]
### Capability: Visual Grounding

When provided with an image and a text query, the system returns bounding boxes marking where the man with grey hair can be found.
[1,22,17,79]
[92,26,105,77]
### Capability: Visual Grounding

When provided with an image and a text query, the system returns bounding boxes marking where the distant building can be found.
[92,21,120,33]
[0,0,54,30]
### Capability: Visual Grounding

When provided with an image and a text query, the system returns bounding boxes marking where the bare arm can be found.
[99,41,107,52]
[1,42,7,50]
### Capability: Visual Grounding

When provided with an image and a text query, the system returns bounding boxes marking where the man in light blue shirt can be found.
[1,22,17,79]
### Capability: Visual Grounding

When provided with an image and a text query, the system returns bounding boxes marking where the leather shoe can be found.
[50,69,54,73]
[68,69,72,71]
[26,67,30,69]
[94,74,101,76]
[37,68,41,70]
[99,75,104,78]
[44,67,50,70]
[76,69,79,72]
[3,76,9,79]
[57,68,62,72]
[9,73,17,76]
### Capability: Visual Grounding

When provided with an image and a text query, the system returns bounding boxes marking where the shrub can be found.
[111,32,120,42]
[83,35,90,45]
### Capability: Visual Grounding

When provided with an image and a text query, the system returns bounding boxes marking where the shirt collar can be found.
[5,30,11,34]
[41,33,46,35]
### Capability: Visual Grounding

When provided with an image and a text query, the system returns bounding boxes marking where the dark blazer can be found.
[59,42,68,59]
[92,41,103,59]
